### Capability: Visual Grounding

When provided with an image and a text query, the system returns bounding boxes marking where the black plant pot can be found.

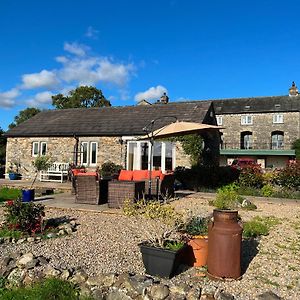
[139,243,186,278]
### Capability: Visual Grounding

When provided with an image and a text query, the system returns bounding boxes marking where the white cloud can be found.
[58,55,135,87]
[85,26,99,39]
[26,91,53,107]
[0,88,20,108]
[64,42,89,57]
[134,85,167,102]
[22,70,59,89]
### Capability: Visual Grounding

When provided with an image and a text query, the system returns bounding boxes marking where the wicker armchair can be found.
[75,175,109,205]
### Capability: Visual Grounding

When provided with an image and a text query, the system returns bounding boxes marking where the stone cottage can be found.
[4,100,220,179]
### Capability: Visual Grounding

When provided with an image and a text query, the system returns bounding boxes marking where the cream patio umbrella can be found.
[140,119,223,198]
[140,121,222,139]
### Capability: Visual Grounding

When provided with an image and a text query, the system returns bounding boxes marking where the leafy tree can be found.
[8,107,41,129]
[52,86,111,109]
[292,138,300,159]
[0,127,6,164]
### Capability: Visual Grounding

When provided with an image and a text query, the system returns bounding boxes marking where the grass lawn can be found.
[0,187,21,203]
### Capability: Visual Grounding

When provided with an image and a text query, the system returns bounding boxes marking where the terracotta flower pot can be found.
[187,236,208,267]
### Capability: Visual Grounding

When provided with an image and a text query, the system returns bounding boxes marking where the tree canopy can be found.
[52,86,111,109]
[8,108,41,129]
[0,127,6,164]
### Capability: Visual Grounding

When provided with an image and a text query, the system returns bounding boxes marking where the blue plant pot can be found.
[9,173,20,180]
[22,189,35,202]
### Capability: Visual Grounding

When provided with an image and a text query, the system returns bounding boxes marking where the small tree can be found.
[292,139,300,160]
[8,107,41,129]
[30,156,51,189]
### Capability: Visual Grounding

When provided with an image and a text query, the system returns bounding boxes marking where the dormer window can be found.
[244,105,250,110]
[241,115,253,125]
[273,113,284,124]
[274,104,281,109]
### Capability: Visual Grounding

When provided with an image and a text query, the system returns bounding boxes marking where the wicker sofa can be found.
[117,170,175,198]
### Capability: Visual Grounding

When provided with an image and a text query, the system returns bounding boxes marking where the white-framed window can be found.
[32,141,47,157]
[126,141,175,172]
[216,116,223,126]
[273,113,284,124]
[241,115,253,125]
[80,141,98,166]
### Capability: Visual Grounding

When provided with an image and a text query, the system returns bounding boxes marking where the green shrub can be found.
[243,216,281,238]
[174,165,239,190]
[100,161,123,177]
[0,278,91,300]
[243,220,269,238]
[239,164,264,188]
[274,161,300,190]
[183,216,209,236]
[213,183,244,210]
[261,184,274,197]
[4,199,45,235]
[0,226,23,239]
[123,198,182,225]
[164,240,185,251]
[0,187,21,203]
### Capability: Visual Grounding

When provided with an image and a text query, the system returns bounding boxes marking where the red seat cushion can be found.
[118,170,133,181]
[151,170,162,179]
[132,170,149,181]
[77,172,97,176]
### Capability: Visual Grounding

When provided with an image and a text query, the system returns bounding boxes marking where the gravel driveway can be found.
[0,193,299,299]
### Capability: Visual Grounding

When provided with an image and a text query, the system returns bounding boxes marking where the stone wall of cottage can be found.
[6,137,75,179]
[6,137,193,178]
[218,111,300,149]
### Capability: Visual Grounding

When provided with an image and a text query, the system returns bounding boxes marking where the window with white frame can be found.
[216,116,223,126]
[273,113,284,124]
[80,141,98,166]
[241,115,253,125]
[126,141,175,172]
[32,141,47,157]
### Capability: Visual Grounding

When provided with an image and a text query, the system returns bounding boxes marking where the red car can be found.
[230,158,258,170]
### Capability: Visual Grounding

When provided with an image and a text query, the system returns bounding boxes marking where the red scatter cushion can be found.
[132,170,149,181]
[118,170,133,181]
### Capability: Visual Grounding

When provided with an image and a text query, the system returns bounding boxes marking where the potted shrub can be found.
[139,228,186,278]
[181,216,209,267]
[8,161,21,180]
[100,161,123,179]
[22,156,51,202]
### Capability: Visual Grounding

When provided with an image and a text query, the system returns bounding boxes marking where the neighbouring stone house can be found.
[214,82,300,168]
[4,100,219,179]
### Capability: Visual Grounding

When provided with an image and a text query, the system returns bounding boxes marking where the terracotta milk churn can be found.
[207,209,243,279]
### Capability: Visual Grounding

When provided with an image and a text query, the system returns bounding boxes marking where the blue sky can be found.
[1,0,300,130]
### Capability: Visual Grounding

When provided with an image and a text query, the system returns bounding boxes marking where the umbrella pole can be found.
[148,138,153,200]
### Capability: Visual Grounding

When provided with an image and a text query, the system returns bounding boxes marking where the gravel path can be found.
[0,193,300,299]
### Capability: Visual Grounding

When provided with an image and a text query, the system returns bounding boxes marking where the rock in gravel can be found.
[106,288,133,300]
[70,269,88,284]
[60,269,71,280]
[255,291,282,300]
[128,274,154,294]
[215,291,235,300]
[16,253,34,268]
[149,284,170,300]
[27,237,35,242]
[7,268,27,286]
[44,265,61,277]
[38,256,49,265]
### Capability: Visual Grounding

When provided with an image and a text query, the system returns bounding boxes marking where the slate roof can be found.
[5,101,213,137]
[213,95,300,114]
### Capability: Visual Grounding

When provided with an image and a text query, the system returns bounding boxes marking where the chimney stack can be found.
[289,81,299,97]
[159,92,169,104]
